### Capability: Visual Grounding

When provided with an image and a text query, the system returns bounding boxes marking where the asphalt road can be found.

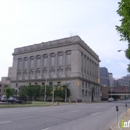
[0,101,129,130]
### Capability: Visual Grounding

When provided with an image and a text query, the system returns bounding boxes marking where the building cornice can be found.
[12,36,100,62]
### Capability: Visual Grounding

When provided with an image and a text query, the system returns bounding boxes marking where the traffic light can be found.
[78,81,80,86]
[116,106,119,112]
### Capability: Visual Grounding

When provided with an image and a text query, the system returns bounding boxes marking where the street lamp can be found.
[118,50,126,52]
[44,73,48,102]
[65,81,69,102]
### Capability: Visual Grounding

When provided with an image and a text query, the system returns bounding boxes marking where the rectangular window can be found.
[30,56,34,69]
[18,58,22,70]
[66,50,71,65]
[49,82,53,86]
[43,54,48,67]
[24,57,28,69]
[57,82,61,86]
[50,53,55,67]
[58,52,63,66]
[36,55,41,68]
[42,82,45,86]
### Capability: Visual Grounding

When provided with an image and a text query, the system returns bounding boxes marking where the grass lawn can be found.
[0,101,52,108]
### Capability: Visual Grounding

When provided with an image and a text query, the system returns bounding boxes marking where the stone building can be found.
[10,36,101,102]
[100,67,109,87]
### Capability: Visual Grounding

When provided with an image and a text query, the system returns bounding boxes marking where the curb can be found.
[109,110,129,130]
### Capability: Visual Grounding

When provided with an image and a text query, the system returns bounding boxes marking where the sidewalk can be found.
[110,108,130,130]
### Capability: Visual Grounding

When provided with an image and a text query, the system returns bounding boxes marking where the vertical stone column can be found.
[55,52,58,78]
[47,54,50,79]
[62,51,65,77]
[27,57,30,80]
[40,55,43,79]
[34,56,36,79]
[21,57,24,80]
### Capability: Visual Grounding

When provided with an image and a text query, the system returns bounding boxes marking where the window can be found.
[82,90,84,97]
[35,83,38,85]
[16,83,18,88]
[18,58,22,70]
[58,68,63,77]
[82,82,84,88]
[42,82,45,85]
[50,69,55,78]
[29,83,31,85]
[24,57,28,69]
[0,84,1,87]
[29,71,34,79]
[50,53,55,67]
[66,67,71,77]
[66,50,71,65]
[57,82,61,86]
[36,55,41,68]
[43,69,47,78]
[85,90,87,96]
[49,82,53,86]
[43,54,48,67]
[36,70,40,79]
[0,89,1,92]
[58,52,63,66]
[30,56,34,69]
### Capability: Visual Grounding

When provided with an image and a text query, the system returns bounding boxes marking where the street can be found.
[0,101,129,130]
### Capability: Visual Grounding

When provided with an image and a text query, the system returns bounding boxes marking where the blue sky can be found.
[0,0,129,79]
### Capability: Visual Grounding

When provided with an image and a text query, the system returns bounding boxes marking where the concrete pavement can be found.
[0,101,129,130]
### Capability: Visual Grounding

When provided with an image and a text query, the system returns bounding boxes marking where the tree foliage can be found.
[116,0,130,72]
[116,0,130,43]
[18,84,70,101]
[5,87,14,99]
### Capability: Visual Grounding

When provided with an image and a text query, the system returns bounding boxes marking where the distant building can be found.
[10,36,101,102]
[0,77,10,96]
[109,73,114,87]
[100,67,109,87]
[114,78,130,87]
[0,67,12,96]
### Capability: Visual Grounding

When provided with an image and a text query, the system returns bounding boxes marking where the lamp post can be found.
[44,73,48,102]
[65,81,69,102]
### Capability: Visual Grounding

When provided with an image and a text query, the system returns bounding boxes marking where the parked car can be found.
[8,97,22,104]
[108,98,114,102]
[1,95,7,102]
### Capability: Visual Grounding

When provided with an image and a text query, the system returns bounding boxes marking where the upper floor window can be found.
[18,58,22,70]
[66,50,71,65]
[58,52,63,66]
[24,57,28,69]
[43,54,48,67]
[50,53,55,67]
[36,55,41,68]
[30,56,34,69]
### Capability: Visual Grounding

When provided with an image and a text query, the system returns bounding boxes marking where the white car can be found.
[108,98,114,102]
[1,95,7,102]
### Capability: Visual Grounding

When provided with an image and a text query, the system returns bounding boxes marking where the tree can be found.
[40,85,53,100]
[116,0,130,43]
[116,0,130,72]
[33,85,41,100]
[19,86,27,97]
[5,87,14,99]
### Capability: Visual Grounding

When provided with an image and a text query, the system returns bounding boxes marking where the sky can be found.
[0,0,129,79]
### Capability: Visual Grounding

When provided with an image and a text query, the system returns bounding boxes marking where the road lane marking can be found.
[0,121,11,124]
[41,128,50,130]
[91,112,101,116]
[69,110,80,113]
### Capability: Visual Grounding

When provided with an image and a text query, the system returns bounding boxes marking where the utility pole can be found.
[52,85,55,104]
[44,77,47,102]
[65,81,69,102]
